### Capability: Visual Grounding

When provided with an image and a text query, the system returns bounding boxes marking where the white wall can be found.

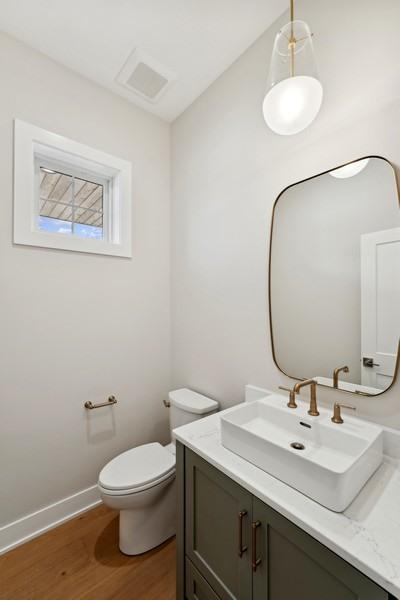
[271,157,399,384]
[2,0,400,545]
[171,0,400,428]
[0,33,171,531]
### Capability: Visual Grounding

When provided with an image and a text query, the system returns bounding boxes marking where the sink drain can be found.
[290,442,305,451]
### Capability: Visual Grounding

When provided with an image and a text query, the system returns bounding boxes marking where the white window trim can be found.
[14,119,132,257]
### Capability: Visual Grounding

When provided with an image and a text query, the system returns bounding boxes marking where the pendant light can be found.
[262,0,323,135]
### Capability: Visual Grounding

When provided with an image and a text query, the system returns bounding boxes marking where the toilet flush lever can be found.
[163,399,171,408]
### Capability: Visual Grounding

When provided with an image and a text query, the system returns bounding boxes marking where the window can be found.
[14,120,132,257]
[37,161,106,240]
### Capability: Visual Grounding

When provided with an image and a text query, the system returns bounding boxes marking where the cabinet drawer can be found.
[186,558,221,600]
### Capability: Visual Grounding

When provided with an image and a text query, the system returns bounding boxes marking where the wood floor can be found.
[0,505,176,600]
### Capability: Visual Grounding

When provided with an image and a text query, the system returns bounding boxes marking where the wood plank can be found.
[0,505,176,600]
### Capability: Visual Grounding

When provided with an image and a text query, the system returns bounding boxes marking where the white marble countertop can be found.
[174,402,400,598]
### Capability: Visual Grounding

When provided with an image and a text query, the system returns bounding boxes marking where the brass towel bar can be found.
[84,395,117,410]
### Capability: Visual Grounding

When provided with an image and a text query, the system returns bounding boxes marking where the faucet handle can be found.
[331,402,356,424]
[278,386,297,409]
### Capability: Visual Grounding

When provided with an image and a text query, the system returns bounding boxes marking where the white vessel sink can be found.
[220,394,383,512]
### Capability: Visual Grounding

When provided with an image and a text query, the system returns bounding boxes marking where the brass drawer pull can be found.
[238,511,248,557]
[84,395,117,410]
[252,520,261,572]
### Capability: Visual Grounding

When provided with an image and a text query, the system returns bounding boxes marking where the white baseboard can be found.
[0,484,102,555]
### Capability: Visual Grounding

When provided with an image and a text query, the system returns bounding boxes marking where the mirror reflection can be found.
[270,157,400,395]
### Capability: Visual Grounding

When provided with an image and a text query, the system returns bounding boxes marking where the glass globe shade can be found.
[329,158,370,179]
[262,75,323,135]
[263,20,323,135]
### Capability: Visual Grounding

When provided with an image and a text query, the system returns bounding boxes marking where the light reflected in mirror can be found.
[270,156,400,396]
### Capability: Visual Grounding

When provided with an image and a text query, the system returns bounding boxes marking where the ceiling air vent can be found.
[116,48,176,103]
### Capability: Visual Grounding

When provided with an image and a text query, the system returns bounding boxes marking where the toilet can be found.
[98,388,218,555]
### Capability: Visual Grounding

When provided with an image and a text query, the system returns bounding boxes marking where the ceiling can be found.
[0,0,287,122]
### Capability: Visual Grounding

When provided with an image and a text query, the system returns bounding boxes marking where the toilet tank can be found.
[168,388,219,436]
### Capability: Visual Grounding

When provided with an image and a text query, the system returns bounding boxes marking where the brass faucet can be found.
[278,386,297,409]
[331,403,356,424]
[333,365,349,389]
[293,379,319,416]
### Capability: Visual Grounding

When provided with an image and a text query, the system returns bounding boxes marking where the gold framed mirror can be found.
[269,156,400,396]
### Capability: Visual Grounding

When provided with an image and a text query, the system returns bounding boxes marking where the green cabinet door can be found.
[186,558,221,600]
[185,449,253,600]
[252,497,389,600]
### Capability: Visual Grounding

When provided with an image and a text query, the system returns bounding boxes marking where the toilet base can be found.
[119,478,176,555]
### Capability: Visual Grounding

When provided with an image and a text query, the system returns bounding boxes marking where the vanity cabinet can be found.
[177,443,390,600]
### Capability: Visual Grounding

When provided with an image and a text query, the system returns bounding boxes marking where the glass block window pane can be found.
[38,166,104,239]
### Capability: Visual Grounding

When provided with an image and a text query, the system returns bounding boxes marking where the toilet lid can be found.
[99,442,175,491]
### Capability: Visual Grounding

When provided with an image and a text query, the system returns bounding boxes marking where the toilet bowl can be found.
[98,389,218,555]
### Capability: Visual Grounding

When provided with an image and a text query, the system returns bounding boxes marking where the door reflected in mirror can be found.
[270,156,400,396]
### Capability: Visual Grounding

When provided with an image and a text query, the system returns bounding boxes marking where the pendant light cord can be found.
[290,0,295,77]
